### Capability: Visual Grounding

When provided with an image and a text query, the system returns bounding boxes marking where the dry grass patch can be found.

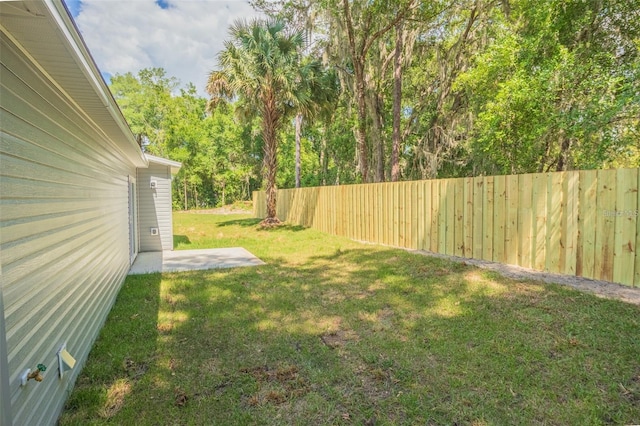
[98,379,131,419]
[320,328,360,349]
[242,364,310,406]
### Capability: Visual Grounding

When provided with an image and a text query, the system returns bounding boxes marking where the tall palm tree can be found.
[207,19,314,225]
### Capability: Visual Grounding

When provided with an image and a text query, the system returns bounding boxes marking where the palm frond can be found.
[205,71,233,112]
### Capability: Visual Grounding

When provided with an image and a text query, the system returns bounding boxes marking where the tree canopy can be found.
[110,0,639,211]
[110,68,259,209]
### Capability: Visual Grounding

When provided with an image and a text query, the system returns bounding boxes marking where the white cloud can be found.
[73,0,262,96]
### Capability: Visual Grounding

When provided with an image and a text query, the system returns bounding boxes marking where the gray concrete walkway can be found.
[128,247,265,275]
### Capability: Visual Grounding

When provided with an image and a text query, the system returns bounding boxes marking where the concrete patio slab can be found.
[128,247,265,275]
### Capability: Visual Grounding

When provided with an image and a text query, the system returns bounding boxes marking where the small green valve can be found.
[23,364,47,384]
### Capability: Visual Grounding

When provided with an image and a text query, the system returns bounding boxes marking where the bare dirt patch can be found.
[320,329,360,348]
[241,364,310,406]
[259,217,284,228]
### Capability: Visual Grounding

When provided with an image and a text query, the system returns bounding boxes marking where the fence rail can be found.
[253,169,640,287]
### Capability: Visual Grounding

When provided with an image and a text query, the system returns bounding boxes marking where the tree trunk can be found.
[342,0,369,182]
[295,113,302,188]
[320,133,327,186]
[368,92,385,182]
[354,68,370,182]
[262,90,281,224]
[556,133,571,171]
[183,177,188,211]
[391,21,404,182]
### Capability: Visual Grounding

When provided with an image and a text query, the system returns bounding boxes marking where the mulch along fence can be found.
[253,168,640,287]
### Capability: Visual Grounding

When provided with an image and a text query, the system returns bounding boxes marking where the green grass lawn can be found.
[60,212,640,425]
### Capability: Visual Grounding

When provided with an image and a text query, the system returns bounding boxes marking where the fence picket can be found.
[546,172,564,274]
[399,182,406,248]
[532,173,547,271]
[493,176,506,263]
[454,178,464,257]
[410,181,418,249]
[613,169,637,286]
[431,182,440,253]
[417,181,426,250]
[564,172,579,275]
[483,177,495,261]
[445,179,455,255]
[438,180,447,254]
[505,175,519,265]
[472,177,484,259]
[595,170,616,282]
[424,181,433,251]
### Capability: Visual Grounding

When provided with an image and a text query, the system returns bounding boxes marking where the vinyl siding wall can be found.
[137,163,174,251]
[0,288,11,426]
[1,32,136,425]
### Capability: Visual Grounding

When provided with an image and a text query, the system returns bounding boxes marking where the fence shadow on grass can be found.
[216,218,262,228]
[257,224,306,232]
[217,217,307,232]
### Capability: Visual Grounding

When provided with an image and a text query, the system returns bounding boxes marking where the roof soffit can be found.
[0,0,147,168]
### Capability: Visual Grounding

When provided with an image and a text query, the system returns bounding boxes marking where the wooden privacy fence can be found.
[253,168,640,287]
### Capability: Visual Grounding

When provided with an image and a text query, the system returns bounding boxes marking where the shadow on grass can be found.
[217,218,262,228]
[61,273,163,421]
[173,235,191,246]
[60,244,640,425]
[217,217,307,232]
[256,224,307,232]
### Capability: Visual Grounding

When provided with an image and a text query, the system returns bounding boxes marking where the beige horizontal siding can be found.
[1,31,137,426]
[137,163,173,251]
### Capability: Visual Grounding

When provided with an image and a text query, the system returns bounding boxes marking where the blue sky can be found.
[65,0,81,15]
[65,0,174,13]
[64,0,260,96]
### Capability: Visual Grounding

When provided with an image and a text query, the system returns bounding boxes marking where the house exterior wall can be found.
[1,31,136,425]
[137,163,174,251]
[0,288,11,426]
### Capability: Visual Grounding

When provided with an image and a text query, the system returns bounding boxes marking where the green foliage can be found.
[110,68,178,156]
[458,0,640,174]
[112,1,639,207]
[277,128,317,187]
[258,0,639,179]
[111,68,260,209]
